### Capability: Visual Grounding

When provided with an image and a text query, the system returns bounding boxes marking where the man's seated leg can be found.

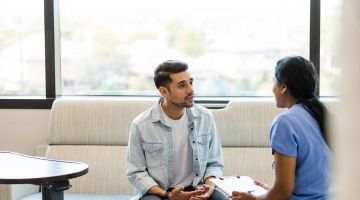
[140,194,162,200]
[209,189,228,200]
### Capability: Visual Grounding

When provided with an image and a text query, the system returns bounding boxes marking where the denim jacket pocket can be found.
[142,143,164,168]
[196,135,211,161]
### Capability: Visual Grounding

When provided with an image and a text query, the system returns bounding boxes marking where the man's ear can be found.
[159,86,168,96]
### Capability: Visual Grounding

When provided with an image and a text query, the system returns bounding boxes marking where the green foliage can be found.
[93,28,121,58]
[128,75,154,91]
[167,20,205,57]
[0,29,17,51]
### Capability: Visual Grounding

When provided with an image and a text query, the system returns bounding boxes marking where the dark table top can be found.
[0,151,88,184]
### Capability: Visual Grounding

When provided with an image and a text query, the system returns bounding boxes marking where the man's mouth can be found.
[185,95,194,100]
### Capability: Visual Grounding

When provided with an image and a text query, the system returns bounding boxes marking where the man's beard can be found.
[169,97,194,108]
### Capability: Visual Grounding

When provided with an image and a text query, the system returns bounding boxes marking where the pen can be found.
[227,190,255,198]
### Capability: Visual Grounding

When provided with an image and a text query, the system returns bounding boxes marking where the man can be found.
[126,60,227,200]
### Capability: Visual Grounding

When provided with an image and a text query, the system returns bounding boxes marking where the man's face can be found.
[162,71,195,108]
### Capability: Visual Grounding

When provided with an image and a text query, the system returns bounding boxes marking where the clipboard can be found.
[209,176,268,197]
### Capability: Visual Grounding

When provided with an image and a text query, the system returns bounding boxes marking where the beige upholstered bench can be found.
[4,98,335,200]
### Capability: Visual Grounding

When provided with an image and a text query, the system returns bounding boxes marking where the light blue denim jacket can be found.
[126,101,224,199]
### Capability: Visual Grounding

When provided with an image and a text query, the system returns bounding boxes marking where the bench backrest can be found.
[45,98,335,194]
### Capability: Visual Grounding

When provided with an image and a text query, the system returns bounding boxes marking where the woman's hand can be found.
[231,191,256,200]
[254,179,270,191]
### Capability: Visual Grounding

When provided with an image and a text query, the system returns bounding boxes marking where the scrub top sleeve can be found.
[270,116,299,158]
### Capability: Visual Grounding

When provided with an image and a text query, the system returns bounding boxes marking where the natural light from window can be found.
[59,0,310,96]
[0,0,45,96]
[320,0,342,96]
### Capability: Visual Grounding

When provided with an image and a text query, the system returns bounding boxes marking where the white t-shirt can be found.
[162,109,193,188]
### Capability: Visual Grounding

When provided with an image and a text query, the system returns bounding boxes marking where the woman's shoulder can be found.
[273,109,292,123]
[272,106,303,126]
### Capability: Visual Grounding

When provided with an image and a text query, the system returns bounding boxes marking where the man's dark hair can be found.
[154,60,188,89]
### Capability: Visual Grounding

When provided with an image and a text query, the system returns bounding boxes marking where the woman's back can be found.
[270,104,331,200]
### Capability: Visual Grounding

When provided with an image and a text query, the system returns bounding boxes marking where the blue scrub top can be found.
[270,104,331,200]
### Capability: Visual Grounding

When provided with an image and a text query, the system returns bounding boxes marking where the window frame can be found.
[0,0,321,109]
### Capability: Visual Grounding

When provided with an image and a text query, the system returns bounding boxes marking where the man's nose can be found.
[187,84,194,93]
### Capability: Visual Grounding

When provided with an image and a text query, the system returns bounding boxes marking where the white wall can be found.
[335,0,360,199]
[0,109,49,155]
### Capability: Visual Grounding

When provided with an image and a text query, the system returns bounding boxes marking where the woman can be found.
[232,56,331,200]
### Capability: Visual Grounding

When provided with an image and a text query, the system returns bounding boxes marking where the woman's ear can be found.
[280,84,287,94]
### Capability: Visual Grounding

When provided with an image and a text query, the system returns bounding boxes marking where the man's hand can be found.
[189,184,212,200]
[169,187,204,200]
[188,176,216,200]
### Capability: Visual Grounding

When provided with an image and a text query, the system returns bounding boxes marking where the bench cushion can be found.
[48,99,154,145]
[222,147,274,185]
[213,100,284,147]
[46,145,133,195]
[21,193,131,200]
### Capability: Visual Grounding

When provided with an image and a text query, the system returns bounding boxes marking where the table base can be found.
[41,180,71,200]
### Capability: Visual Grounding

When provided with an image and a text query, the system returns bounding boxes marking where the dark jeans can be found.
[140,187,228,200]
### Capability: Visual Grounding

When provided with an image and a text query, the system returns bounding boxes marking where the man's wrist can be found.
[163,191,170,199]
[204,176,215,184]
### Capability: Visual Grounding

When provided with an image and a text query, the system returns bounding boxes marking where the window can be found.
[59,0,310,96]
[0,0,45,96]
[320,0,342,96]
[0,0,337,108]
